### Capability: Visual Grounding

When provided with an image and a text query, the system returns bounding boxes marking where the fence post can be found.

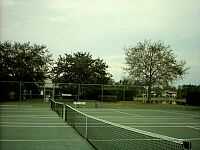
[52,83,55,100]
[43,86,46,102]
[63,105,65,120]
[101,84,104,102]
[85,116,88,139]
[123,85,126,101]
[78,84,80,101]
[19,81,22,102]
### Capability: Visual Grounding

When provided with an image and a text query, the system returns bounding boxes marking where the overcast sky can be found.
[1,0,200,85]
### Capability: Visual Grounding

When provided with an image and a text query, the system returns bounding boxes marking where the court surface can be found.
[78,107,200,150]
[0,102,94,150]
[1,101,200,150]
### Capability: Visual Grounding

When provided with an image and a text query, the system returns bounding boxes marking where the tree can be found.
[177,85,200,105]
[0,41,52,82]
[51,51,112,84]
[125,40,187,102]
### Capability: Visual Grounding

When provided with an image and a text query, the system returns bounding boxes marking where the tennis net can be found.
[65,104,192,150]
[49,98,64,118]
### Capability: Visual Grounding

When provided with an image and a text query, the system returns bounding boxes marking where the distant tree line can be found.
[1,40,199,106]
[0,41,112,84]
[0,41,112,101]
[51,52,112,84]
[0,41,52,82]
[177,85,200,106]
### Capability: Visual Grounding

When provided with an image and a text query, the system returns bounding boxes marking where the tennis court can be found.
[1,100,200,150]
[77,107,200,150]
[56,100,199,150]
[0,102,94,150]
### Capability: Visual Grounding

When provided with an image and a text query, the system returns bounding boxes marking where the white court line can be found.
[82,109,200,118]
[0,107,47,109]
[150,109,200,118]
[80,109,118,112]
[119,122,200,125]
[110,109,200,118]
[0,122,67,125]
[76,125,200,128]
[0,105,33,107]
[0,105,22,106]
[0,139,82,142]
[1,138,199,142]
[97,116,196,119]
[0,125,69,128]
[3,125,199,129]
[0,115,57,117]
[90,138,200,141]
[90,138,165,141]
[112,110,143,117]
[83,109,143,117]
[2,122,199,126]
[98,115,177,118]
[187,126,200,130]
[0,116,58,118]
[0,110,51,112]
[0,108,50,110]
[0,122,66,125]
[122,126,200,128]
[188,138,200,141]
[0,114,57,117]
[0,112,54,114]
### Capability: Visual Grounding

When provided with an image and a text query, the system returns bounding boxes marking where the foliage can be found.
[51,52,112,84]
[0,41,52,82]
[125,40,187,101]
[117,77,133,85]
[177,85,200,105]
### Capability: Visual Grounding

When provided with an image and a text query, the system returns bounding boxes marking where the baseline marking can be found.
[96,116,196,119]
[112,110,143,117]
[0,122,66,125]
[151,109,200,118]
[0,139,83,142]
[123,126,200,128]
[0,116,57,118]
[187,126,200,130]
[0,125,70,128]
[1,138,199,142]
[118,123,200,125]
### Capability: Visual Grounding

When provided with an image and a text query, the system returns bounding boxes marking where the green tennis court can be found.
[1,100,200,150]
[53,99,199,150]
[0,102,94,150]
[78,107,200,149]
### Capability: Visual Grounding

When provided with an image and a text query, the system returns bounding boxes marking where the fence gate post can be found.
[19,81,22,102]
[101,84,104,102]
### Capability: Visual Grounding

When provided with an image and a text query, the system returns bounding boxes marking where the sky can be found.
[0,0,200,85]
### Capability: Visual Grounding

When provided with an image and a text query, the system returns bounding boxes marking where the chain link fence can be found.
[0,81,179,104]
